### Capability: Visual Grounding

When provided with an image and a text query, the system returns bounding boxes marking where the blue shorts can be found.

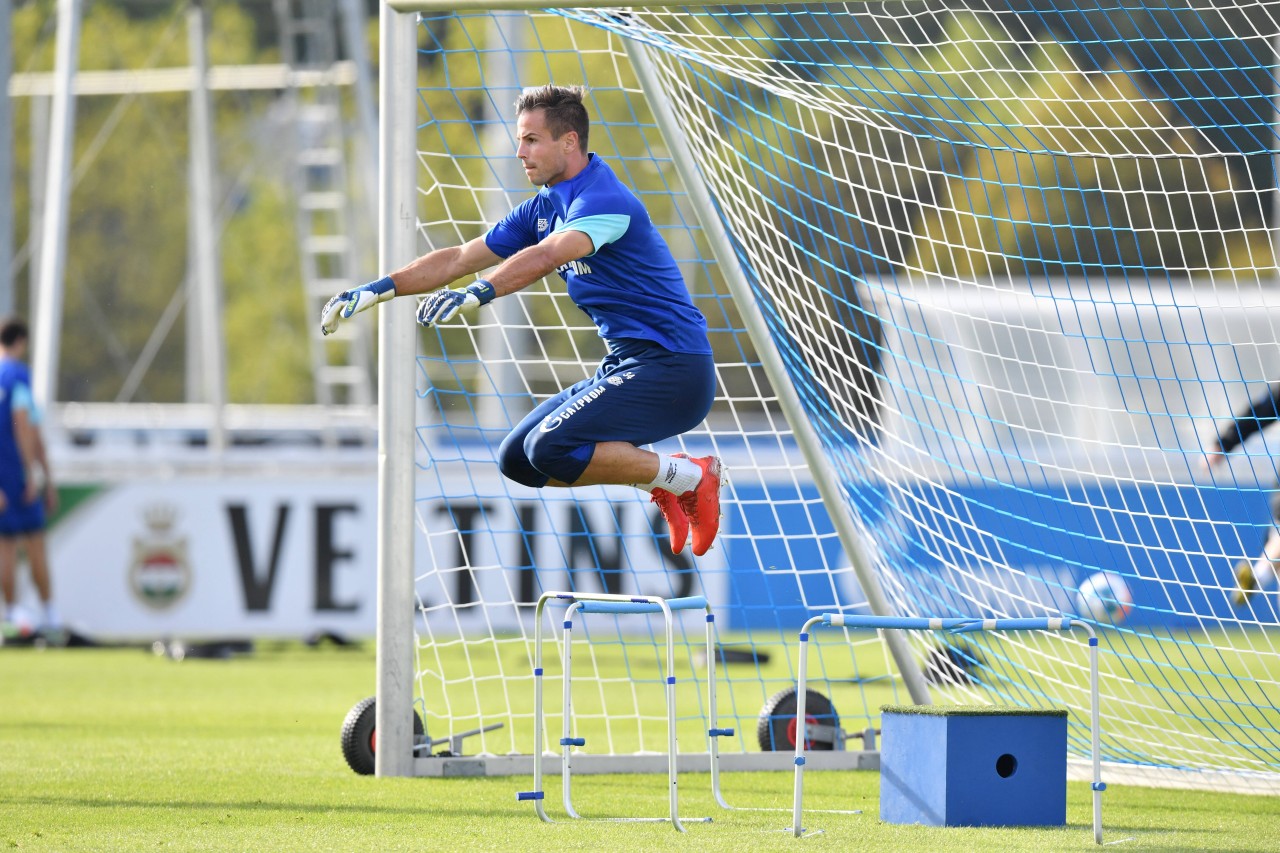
[497,338,716,487]
[0,473,46,537]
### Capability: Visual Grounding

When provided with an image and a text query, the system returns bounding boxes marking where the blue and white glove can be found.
[320,276,396,336]
[416,280,497,328]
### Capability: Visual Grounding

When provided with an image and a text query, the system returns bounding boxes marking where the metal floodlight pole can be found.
[187,0,227,452]
[28,95,49,306]
[375,0,419,778]
[32,0,82,412]
[338,0,379,232]
[623,39,932,706]
[0,0,13,317]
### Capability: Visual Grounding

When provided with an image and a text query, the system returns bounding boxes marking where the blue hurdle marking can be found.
[571,595,708,615]
[560,737,585,747]
[517,791,544,801]
[820,614,1076,632]
[708,728,735,737]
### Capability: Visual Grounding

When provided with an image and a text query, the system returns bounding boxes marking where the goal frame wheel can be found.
[757,686,841,751]
[340,696,425,775]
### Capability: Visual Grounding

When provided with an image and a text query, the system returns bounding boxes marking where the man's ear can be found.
[563,130,579,153]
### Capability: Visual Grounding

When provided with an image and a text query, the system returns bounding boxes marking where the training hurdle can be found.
[791,614,1103,843]
[518,592,732,832]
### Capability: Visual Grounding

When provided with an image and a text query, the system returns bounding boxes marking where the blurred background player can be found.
[1204,381,1280,606]
[0,318,61,634]
[321,84,723,555]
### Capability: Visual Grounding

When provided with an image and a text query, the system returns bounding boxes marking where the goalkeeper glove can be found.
[416,280,497,328]
[320,276,396,336]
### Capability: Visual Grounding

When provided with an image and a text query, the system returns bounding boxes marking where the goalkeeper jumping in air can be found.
[321,84,722,556]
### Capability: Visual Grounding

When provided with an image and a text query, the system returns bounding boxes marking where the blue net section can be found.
[411,3,1280,788]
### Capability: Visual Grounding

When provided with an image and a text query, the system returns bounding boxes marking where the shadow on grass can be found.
[8,795,506,818]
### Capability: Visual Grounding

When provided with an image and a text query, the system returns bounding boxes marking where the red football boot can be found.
[678,456,723,557]
[651,488,689,555]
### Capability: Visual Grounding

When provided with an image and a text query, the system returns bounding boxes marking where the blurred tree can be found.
[10,0,309,404]
[1003,0,1277,223]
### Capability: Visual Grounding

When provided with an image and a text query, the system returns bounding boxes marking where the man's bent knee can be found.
[523,429,591,486]
[498,431,551,488]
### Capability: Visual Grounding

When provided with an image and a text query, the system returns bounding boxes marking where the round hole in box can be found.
[996,753,1018,778]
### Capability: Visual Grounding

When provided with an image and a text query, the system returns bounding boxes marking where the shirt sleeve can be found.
[554,214,630,256]
[557,183,633,256]
[484,197,541,259]
[11,380,41,426]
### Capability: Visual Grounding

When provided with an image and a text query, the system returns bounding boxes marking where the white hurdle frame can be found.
[792,614,1104,843]
[518,592,732,832]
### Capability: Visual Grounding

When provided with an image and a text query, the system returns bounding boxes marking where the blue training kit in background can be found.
[0,358,45,536]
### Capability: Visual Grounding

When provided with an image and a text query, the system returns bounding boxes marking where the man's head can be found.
[514,84,590,187]
[0,317,29,358]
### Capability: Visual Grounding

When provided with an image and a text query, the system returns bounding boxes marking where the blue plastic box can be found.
[880,705,1067,827]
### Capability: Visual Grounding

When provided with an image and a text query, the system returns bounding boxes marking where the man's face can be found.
[515,109,577,187]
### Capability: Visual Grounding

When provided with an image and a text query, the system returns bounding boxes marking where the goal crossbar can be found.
[386,0,867,12]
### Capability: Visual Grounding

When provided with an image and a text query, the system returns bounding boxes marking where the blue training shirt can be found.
[484,154,711,355]
[0,358,29,477]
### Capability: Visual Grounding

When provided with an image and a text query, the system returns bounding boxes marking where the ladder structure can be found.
[275,0,372,407]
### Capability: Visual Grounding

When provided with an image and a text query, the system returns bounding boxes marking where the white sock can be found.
[4,604,13,623]
[647,454,702,496]
[43,603,61,630]
[1253,557,1276,590]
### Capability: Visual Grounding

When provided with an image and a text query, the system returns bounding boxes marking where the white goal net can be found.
[389,1,1280,792]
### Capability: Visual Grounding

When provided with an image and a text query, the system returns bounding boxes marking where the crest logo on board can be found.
[129,504,192,611]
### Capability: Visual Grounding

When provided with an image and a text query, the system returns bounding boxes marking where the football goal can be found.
[366,0,1280,794]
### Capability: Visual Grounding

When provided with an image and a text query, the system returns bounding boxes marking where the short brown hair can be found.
[0,317,28,348]
[515,84,589,150]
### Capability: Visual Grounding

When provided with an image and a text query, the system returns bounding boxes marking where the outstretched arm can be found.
[322,230,597,334]
[482,230,595,297]
[386,236,504,296]
[321,236,502,335]
[415,230,595,327]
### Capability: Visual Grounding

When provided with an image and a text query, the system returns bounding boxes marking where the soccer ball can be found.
[1075,571,1134,624]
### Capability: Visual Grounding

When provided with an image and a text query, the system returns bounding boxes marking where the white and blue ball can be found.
[1075,571,1134,624]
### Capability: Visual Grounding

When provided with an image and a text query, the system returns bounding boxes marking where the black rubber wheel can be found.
[756,686,840,751]
[340,696,425,775]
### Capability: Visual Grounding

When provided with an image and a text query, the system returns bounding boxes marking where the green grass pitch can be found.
[0,643,1275,851]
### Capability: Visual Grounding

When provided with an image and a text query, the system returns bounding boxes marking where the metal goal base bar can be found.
[413,750,880,778]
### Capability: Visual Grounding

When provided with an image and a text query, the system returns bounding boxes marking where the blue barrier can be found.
[880,707,1067,826]
[790,614,1103,844]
